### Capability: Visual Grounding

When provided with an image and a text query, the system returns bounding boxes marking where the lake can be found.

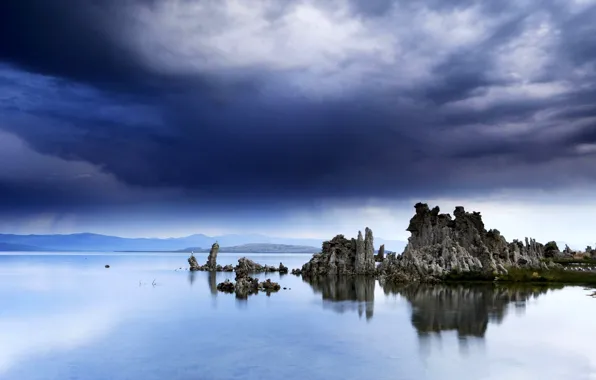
[1,252,595,380]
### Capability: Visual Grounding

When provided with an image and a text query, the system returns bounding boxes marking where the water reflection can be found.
[302,275,562,337]
[208,272,218,296]
[381,282,562,339]
[302,276,375,320]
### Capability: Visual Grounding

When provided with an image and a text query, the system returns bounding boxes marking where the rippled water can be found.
[1,252,595,380]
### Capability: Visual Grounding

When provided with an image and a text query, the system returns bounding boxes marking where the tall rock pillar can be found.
[364,227,375,273]
[355,231,365,273]
[205,242,219,271]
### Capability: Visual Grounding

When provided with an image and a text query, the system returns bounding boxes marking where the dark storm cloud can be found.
[1,0,596,212]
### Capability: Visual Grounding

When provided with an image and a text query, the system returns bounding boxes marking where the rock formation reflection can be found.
[381,282,561,338]
[303,276,375,320]
[208,272,218,296]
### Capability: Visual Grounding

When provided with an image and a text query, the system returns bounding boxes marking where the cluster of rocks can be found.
[188,243,222,271]
[216,270,281,298]
[188,243,289,274]
[235,257,288,274]
[300,228,376,276]
[299,202,569,283]
[378,203,560,282]
[544,241,596,259]
[186,245,286,297]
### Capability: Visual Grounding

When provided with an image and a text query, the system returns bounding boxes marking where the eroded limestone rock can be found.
[378,203,556,282]
[205,242,219,271]
[188,254,201,271]
[301,228,377,276]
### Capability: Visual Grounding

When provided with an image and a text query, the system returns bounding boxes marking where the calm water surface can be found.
[1,252,595,380]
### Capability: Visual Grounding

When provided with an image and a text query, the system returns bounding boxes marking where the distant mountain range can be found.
[0,242,49,251]
[0,232,407,253]
[176,243,319,254]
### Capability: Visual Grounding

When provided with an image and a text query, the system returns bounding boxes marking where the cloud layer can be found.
[1,0,596,239]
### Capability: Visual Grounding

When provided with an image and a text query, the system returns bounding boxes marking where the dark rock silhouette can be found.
[260,279,281,291]
[375,244,385,262]
[216,279,235,293]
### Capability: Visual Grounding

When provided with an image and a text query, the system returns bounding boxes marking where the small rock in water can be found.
[105,265,110,268]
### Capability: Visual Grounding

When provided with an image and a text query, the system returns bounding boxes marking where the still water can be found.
[1,252,595,380]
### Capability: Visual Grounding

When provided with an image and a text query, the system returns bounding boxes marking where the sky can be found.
[1,0,595,247]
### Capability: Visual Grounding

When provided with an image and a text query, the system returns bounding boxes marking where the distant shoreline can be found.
[115,250,316,254]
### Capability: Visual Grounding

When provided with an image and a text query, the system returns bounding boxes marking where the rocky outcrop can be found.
[234,270,260,297]
[216,279,235,293]
[378,203,557,282]
[189,253,282,273]
[291,268,302,275]
[216,269,282,298]
[260,279,281,291]
[301,229,376,276]
[233,257,281,273]
[188,254,201,271]
[188,243,220,271]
